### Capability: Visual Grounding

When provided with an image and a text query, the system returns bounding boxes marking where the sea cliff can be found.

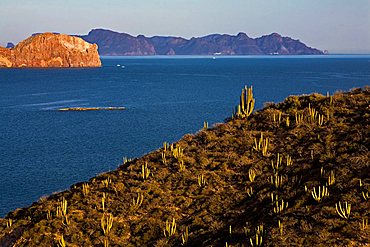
[0,33,101,68]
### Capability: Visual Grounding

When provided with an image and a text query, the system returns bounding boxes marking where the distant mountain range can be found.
[78,29,324,56]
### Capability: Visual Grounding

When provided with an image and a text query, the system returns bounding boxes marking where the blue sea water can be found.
[0,55,369,217]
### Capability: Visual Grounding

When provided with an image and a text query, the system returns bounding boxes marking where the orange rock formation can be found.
[0,33,101,68]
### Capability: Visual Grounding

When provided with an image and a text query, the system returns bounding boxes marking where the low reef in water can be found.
[58,107,126,111]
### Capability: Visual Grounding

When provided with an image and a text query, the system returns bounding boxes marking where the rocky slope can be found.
[79,29,324,56]
[0,33,101,68]
[0,87,368,246]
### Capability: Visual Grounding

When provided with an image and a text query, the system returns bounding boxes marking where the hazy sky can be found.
[1,0,369,53]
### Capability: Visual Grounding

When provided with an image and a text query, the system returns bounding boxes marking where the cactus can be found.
[62,214,70,226]
[56,206,62,218]
[161,152,167,165]
[273,111,282,127]
[163,142,169,151]
[318,114,324,126]
[60,197,67,216]
[295,112,304,125]
[248,168,257,182]
[46,210,52,220]
[235,85,255,119]
[102,177,111,188]
[181,226,189,246]
[123,157,128,164]
[141,162,151,180]
[164,218,177,237]
[285,116,290,127]
[197,174,207,187]
[82,183,90,197]
[320,167,325,177]
[203,121,208,130]
[101,193,106,211]
[308,104,315,121]
[58,235,66,247]
[326,109,331,121]
[336,201,351,219]
[274,199,288,214]
[362,191,369,201]
[311,186,329,202]
[360,218,369,230]
[327,171,336,186]
[270,174,285,189]
[172,146,184,161]
[249,224,264,247]
[101,213,114,236]
[253,133,269,156]
[246,186,254,197]
[179,160,186,171]
[278,220,284,236]
[270,192,279,203]
[122,157,132,165]
[271,153,282,172]
[6,218,12,228]
[131,192,144,211]
[286,154,293,167]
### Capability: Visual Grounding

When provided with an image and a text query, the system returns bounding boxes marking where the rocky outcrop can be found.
[79,29,324,56]
[58,107,126,111]
[0,47,13,67]
[0,33,101,68]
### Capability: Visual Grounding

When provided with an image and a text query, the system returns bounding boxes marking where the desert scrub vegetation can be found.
[0,86,369,246]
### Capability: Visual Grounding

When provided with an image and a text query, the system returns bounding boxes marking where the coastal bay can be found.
[0,56,369,219]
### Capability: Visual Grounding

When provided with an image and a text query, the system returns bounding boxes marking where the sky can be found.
[0,0,369,53]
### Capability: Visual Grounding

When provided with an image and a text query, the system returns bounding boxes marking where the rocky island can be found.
[0,33,101,68]
[79,29,324,56]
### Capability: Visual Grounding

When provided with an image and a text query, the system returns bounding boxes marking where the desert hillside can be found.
[0,87,369,246]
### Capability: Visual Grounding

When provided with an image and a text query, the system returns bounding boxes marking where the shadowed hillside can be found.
[0,86,369,246]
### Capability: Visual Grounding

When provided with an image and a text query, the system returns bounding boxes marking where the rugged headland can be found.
[79,29,324,56]
[0,87,368,246]
[0,33,101,68]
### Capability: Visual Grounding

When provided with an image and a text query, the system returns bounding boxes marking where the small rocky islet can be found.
[58,107,126,112]
[0,33,101,68]
[0,86,369,246]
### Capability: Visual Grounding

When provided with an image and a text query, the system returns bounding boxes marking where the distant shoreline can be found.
[100,54,370,59]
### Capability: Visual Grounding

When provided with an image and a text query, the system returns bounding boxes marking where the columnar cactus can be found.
[236,85,255,119]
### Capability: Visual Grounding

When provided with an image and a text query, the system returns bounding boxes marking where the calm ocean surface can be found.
[0,55,369,217]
